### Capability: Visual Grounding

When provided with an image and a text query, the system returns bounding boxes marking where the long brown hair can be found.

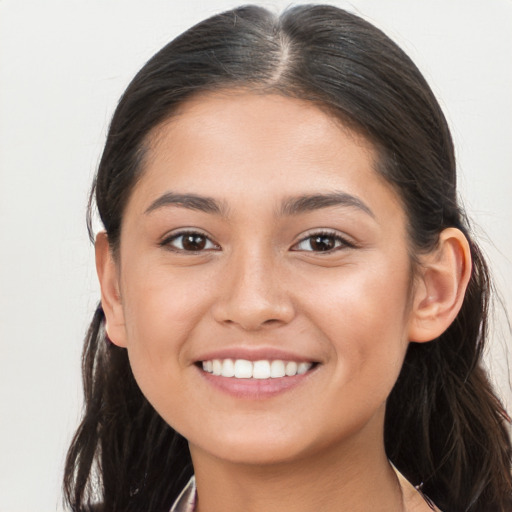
[64,5,512,511]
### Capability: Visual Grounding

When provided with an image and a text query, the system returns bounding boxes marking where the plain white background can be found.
[0,1,511,510]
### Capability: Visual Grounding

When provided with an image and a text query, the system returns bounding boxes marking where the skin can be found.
[97,91,470,512]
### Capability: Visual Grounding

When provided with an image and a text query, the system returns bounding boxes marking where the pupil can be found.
[183,234,206,251]
[311,235,334,251]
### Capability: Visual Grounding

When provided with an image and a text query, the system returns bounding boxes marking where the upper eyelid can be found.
[160,229,220,250]
[159,228,354,249]
[294,229,354,243]
[291,230,356,251]
[161,228,214,241]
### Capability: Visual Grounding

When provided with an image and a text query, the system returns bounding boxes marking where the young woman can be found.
[63,5,512,512]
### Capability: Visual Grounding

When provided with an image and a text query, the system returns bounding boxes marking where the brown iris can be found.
[182,234,208,251]
[309,235,336,251]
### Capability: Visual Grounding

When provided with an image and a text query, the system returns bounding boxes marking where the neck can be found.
[189,410,406,512]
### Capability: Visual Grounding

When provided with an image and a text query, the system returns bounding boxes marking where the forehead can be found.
[132,90,402,219]
[149,90,370,159]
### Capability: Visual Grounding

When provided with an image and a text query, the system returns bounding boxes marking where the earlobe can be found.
[95,232,127,348]
[408,228,472,343]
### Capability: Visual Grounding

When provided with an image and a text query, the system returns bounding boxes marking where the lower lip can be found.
[197,366,316,399]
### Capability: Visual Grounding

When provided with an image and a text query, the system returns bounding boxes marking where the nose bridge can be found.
[236,247,277,302]
[213,241,295,330]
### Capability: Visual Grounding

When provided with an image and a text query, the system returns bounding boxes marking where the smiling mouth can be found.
[199,359,316,379]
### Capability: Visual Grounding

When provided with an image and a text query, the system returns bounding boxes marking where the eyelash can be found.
[291,230,356,253]
[160,230,220,253]
[160,229,355,254]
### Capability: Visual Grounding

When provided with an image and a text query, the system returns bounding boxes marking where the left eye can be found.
[163,232,219,252]
[292,233,352,252]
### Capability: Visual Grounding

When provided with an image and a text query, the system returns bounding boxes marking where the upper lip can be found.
[194,347,319,364]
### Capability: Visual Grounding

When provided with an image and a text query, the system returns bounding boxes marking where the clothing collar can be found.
[169,476,196,512]
[169,470,441,512]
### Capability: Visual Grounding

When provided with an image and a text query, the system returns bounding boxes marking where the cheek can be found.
[296,264,412,437]
[119,264,215,396]
[122,261,214,340]
[301,257,413,378]
[308,256,411,325]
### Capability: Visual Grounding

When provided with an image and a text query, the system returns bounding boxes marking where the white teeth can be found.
[221,358,235,377]
[212,359,222,376]
[234,359,253,378]
[201,358,313,379]
[253,360,271,379]
[285,361,298,376]
[297,362,310,375]
[270,360,286,378]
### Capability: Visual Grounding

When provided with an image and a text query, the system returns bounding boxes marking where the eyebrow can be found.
[144,192,228,216]
[144,190,374,218]
[280,192,374,218]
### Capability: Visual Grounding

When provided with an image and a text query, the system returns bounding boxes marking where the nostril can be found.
[262,318,282,326]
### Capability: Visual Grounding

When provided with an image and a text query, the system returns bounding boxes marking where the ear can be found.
[408,228,472,343]
[95,231,127,347]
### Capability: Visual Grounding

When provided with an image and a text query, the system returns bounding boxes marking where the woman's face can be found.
[105,91,420,466]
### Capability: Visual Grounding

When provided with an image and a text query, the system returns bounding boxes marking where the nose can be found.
[211,249,296,331]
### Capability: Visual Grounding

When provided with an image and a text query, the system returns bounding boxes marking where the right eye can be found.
[161,231,220,252]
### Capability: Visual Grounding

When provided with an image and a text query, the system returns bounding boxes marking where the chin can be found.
[188,428,314,467]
